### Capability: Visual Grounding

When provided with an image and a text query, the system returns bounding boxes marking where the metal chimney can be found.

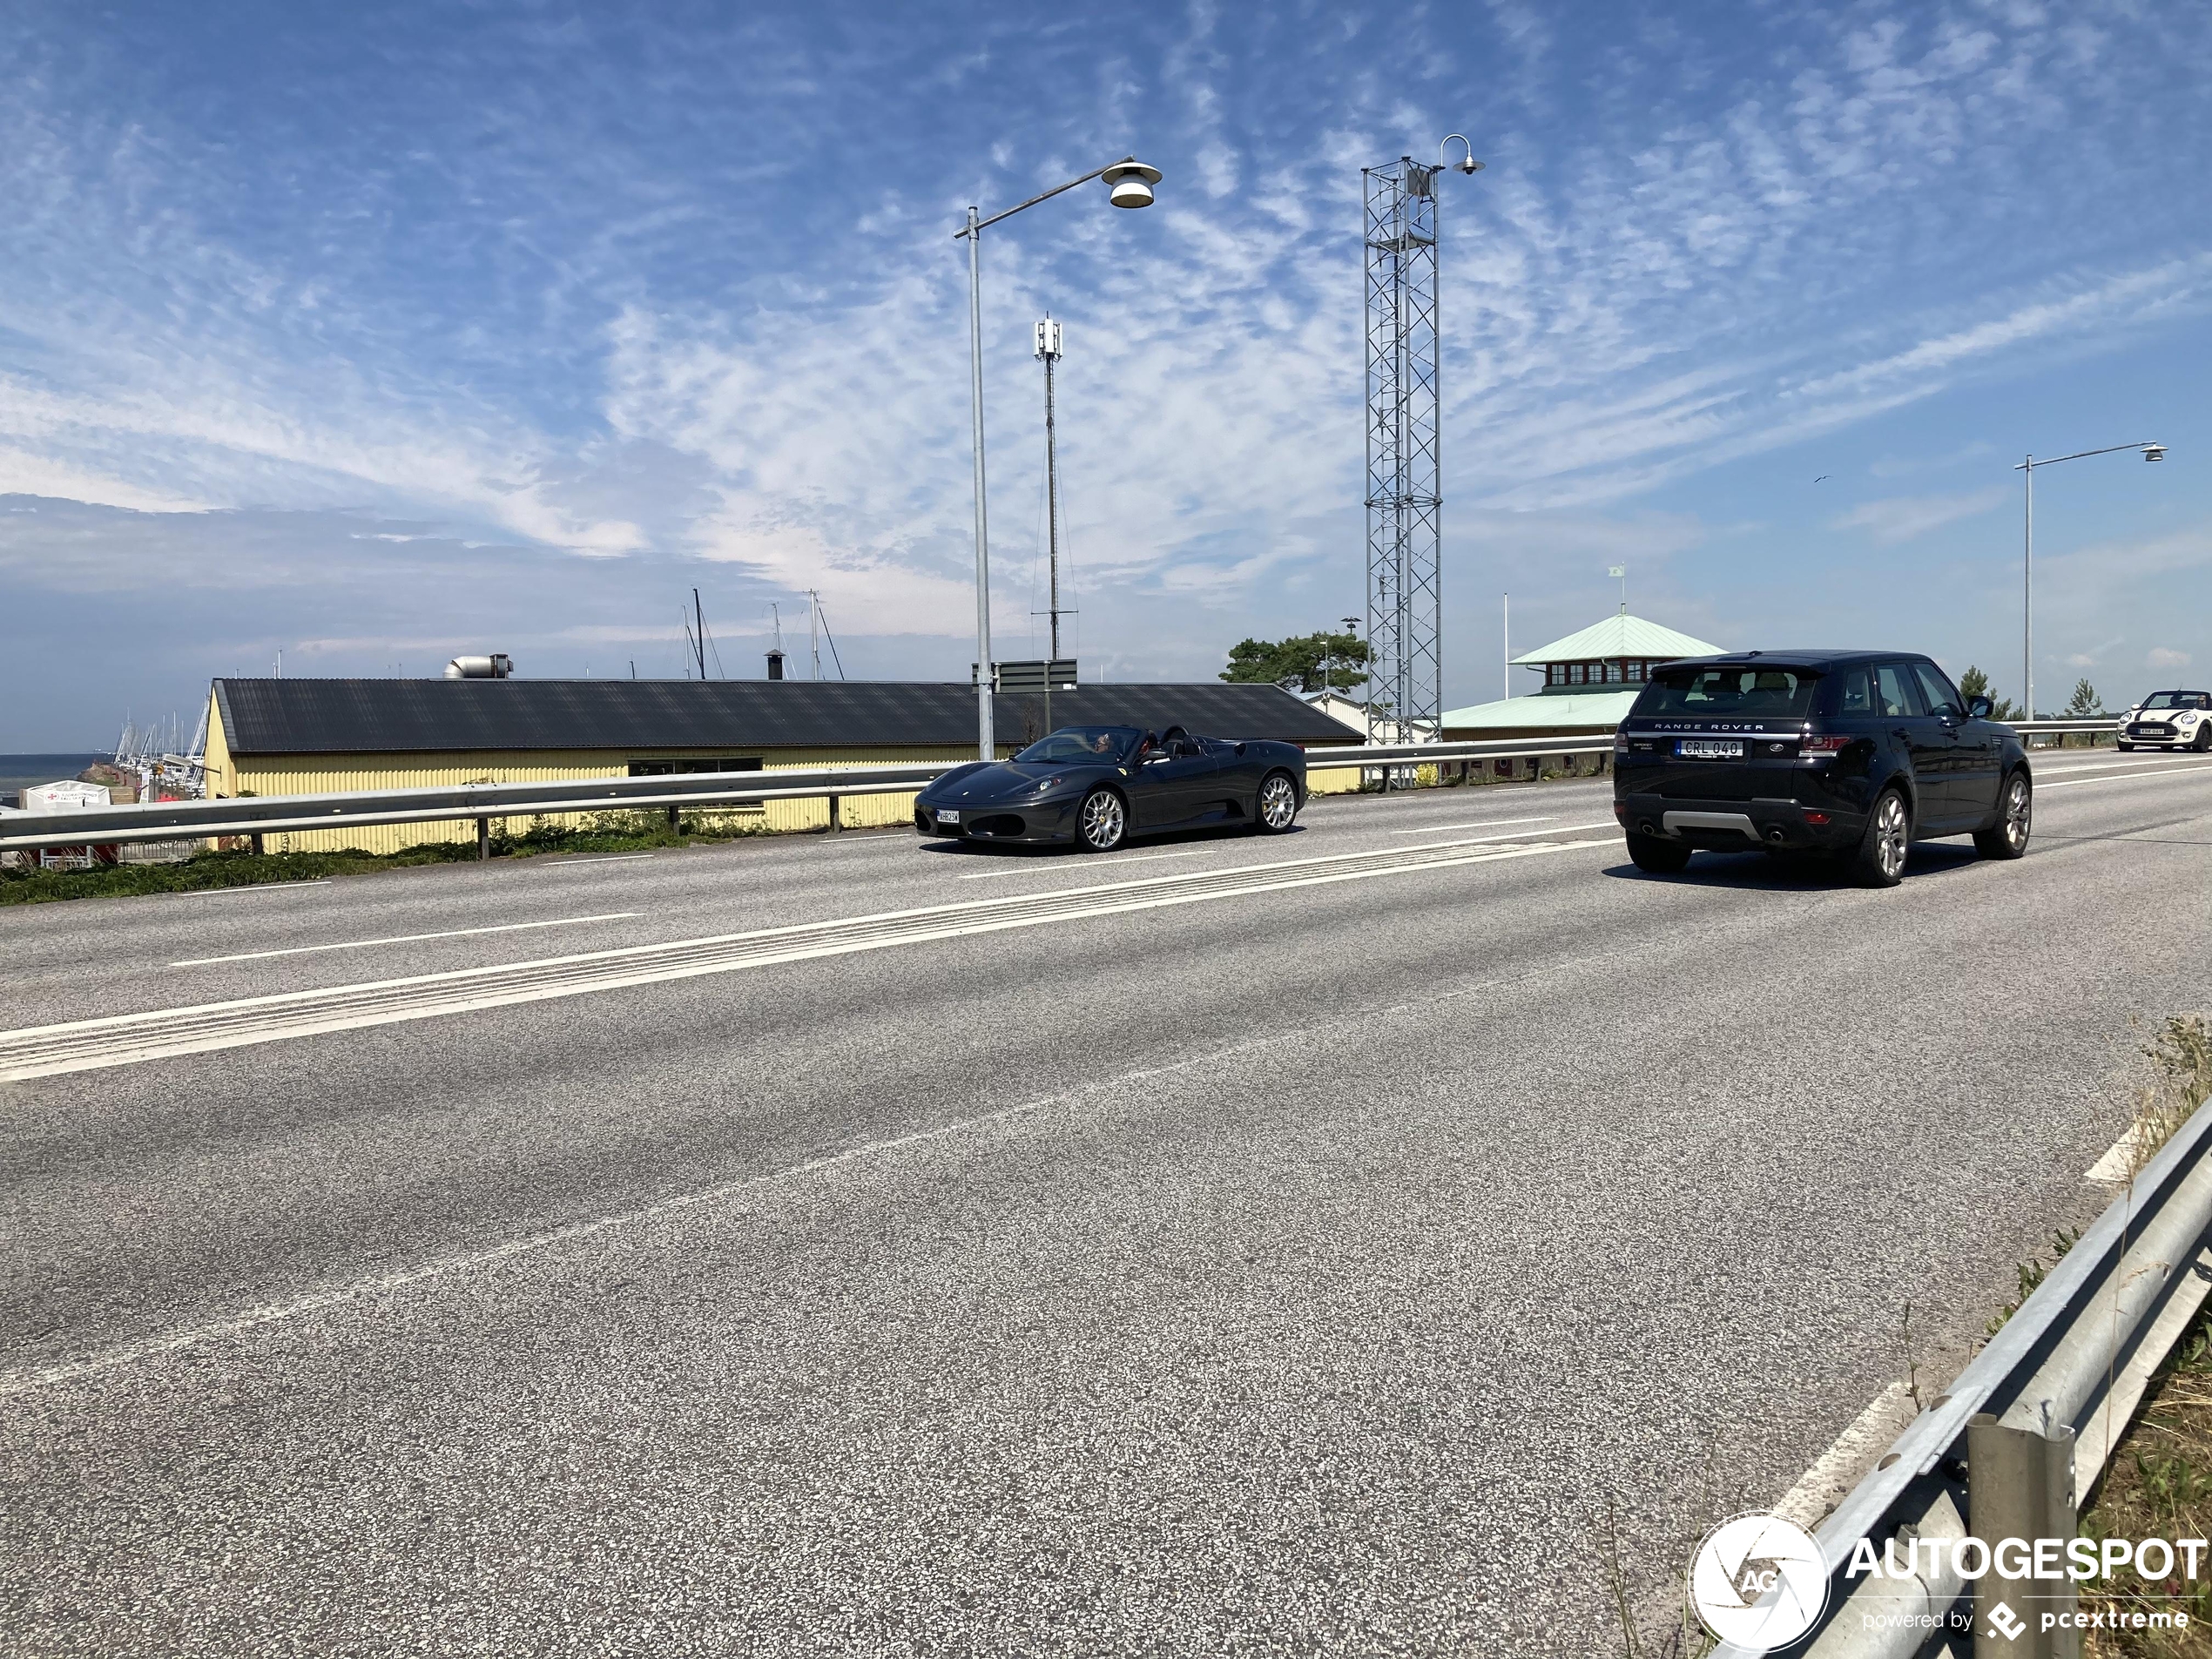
[766,649,785,681]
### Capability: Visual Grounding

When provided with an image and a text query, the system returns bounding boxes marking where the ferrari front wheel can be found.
[1076,788,1127,853]
[1255,771,1299,834]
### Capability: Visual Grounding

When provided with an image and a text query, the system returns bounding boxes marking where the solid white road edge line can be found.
[546,853,658,865]
[958,848,1210,879]
[1774,1381,1919,1529]
[0,838,1619,1078]
[1392,815,1559,833]
[2040,764,2212,790]
[172,913,645,968]
[186,880,334,896]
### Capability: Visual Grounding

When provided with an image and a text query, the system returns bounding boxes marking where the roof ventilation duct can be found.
[444,654,513,679]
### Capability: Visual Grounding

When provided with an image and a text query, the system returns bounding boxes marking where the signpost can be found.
[974,659,1079,745]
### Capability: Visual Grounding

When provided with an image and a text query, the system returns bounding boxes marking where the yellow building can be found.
[202,677,1360,853]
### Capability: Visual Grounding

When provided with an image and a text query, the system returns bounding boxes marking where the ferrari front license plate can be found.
[936,809,961,824]
[1677,738,1744,759]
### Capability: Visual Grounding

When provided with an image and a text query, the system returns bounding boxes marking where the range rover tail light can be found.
[1800,734,1851,758]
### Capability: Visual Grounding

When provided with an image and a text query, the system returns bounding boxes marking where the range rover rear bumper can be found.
[1614,792,1867,851]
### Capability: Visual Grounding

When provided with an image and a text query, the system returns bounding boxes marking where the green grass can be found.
[0,810,779,906]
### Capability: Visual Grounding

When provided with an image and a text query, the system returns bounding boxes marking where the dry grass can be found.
[2075,1016,2212,1656]
[2079,1313,2212,1656]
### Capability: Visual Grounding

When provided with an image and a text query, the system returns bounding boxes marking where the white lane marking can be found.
[2086,1125,2150,1184]
[957,848,1210,880]
[546,853,657,865]
[172,913,644,968]
[0,1022,1370,1397]
[2040,764,2212,791]
[1773,1381,1918,1529]
[188,880,334,896]
[0,833,1617,1081]
[1392,815,1558,834]
[2034,755,2206,776]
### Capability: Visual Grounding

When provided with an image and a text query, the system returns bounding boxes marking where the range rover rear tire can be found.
[1625,832,1691,873]
[1845,787,1910,887]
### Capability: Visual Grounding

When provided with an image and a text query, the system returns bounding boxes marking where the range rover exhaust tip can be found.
[1765,826,1786,844]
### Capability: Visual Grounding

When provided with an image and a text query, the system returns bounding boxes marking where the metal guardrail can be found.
[1713,1102,2212,1657]
[0,719,2136,855]
[0,738,1621,853]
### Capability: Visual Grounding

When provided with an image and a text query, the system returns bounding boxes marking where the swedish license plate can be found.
[1677,738,1744,759]
[937,809,961,824]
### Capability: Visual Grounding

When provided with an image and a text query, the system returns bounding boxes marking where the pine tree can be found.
[1957,665,2022,722]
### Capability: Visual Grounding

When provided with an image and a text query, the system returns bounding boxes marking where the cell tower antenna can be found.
[1363,138,1480,743]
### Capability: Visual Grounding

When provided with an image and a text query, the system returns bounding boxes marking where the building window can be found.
[628,758,763,775]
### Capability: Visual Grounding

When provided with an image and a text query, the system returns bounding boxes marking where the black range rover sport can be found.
[1611,651,2033,887]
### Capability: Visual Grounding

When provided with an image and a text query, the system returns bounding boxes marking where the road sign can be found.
[977,659,1078,692]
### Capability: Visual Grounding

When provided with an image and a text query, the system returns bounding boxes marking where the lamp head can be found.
[1102,158,1163,210]
[1440,133,1484,176]
[2145,443,2167,462]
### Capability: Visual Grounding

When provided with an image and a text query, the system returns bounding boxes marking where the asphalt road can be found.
[5,753,2212,1656]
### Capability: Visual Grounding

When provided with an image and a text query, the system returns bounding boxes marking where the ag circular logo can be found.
[1687,1511,1831,1650]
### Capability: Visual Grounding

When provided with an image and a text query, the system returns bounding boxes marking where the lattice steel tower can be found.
[1364,142,1477,737]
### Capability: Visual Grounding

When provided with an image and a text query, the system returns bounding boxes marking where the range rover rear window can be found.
[1633,666,1822,718]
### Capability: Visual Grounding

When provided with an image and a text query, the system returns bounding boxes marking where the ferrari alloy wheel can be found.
[1255,771,1298,833]
[1076,788,1126,853]
[1846,787,1910,888]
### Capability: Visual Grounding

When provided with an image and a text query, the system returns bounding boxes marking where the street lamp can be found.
[2015,442,2166,719]
[954,155,1163,759]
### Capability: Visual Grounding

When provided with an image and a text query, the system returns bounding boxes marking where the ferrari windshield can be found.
[1015,725,1144,763]
[2141,691,2210,710]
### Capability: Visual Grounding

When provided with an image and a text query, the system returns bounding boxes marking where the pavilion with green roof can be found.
[1441,610,1724,739]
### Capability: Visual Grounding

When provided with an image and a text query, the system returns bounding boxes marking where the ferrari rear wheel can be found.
[1076,787,1126,853]
[1255,771,1299,833]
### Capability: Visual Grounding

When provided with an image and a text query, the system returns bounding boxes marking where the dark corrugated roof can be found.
[212,678,1363,756]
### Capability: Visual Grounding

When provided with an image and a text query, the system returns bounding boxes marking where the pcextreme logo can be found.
[1687,1512,1830,1649]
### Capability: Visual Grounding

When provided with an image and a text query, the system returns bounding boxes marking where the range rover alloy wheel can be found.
[1974,771,2032,860]
[1076,788,1127,853]
[1847,787,1910,888]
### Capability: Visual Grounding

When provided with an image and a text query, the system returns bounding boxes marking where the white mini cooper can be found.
[2118,690,2212,752]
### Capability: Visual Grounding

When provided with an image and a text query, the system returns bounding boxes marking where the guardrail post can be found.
[475,818,489,860]
[828,793,841,833]
[1969,1412,2078,1657]
[249,833,264,857]
[665,804,678,832]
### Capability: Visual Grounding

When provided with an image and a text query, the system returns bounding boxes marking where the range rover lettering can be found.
[1611,652,2032,887]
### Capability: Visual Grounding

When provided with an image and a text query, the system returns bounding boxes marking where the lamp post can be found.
[2016,442,2166,719]
[954,156,1161,760]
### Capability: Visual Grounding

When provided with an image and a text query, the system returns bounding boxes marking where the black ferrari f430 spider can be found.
[914,725,1308,852]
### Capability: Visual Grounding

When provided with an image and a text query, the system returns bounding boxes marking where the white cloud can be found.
[1833,486,2007,543]
[2148,647,2192,670]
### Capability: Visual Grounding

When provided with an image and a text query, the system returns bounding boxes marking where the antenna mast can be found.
[1035,315,1067,659]
[1364,138,1479,742]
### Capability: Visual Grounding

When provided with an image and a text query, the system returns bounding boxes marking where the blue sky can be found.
[3,0,2209,746]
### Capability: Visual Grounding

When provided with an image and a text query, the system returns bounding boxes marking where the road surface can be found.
[4,752,2209,1655]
